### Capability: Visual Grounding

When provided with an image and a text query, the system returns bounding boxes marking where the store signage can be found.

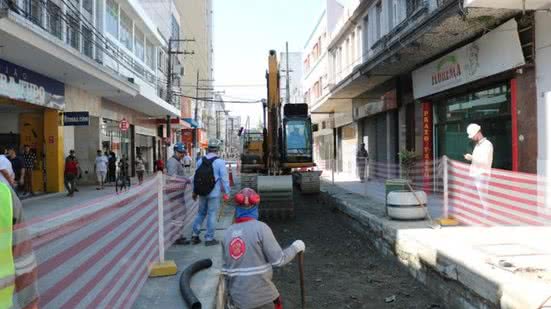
[119,118,129,131]
[412,19,525,99]
[353,90,397,120]
[422,102,433,192]
[63,112,89,126]
[182,129,193,144]
[0,58,65,109]
[135,125,156,137]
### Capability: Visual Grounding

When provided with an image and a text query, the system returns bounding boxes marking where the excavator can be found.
[240,50,321,218]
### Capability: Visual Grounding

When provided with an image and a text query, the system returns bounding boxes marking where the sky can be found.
[213,0,324,127]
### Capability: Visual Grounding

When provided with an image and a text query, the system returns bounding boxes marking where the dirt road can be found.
[268,192,444,309]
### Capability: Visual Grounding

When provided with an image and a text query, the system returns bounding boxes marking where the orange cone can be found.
[229,164,235,187]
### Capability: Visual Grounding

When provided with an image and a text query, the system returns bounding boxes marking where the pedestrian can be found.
[64,150,79,197]
[22,145,36,196]
[155,158,165,173]
[191,139,231,246]
[0,147,15,187]
[196,151,201,163]
[0,182,39,309]
[6,146,25,196]
[166,143,188,245]
[108,151,117,183]
[95,150,108,190]
[356,143,369,183]
[183,152,192,174]
[464,123,494,218]
[222,187,305,309]
[135,154,146,185]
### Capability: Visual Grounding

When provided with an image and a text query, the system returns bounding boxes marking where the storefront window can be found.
[435,83,512,170]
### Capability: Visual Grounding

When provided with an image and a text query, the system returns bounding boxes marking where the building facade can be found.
[306,0,538,182]
[0,0,184,190]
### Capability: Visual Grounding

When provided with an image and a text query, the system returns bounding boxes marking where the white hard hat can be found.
[466,123,481,139]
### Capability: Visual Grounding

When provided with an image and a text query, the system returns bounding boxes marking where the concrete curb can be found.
[320,181,551,309]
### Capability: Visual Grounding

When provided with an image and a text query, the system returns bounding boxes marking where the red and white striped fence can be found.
[447,159,550,226]
[7,172,196,309]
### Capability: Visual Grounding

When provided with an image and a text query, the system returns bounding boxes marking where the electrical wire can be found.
[179,95,261,104]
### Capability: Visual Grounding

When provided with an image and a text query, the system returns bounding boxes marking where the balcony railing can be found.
[0,0,176,107]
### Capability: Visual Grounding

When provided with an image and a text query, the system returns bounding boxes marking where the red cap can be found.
[234,193,245,205]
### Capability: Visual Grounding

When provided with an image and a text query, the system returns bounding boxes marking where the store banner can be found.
[63,112,89,126]
[412,19,525,99]
[422,102,433,192]
[0,58,65,109]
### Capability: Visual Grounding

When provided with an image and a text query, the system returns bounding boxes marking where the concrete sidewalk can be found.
[321,180,551,308]
[134,202,234,309]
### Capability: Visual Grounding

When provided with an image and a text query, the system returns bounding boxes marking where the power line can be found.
[179,94,261,104]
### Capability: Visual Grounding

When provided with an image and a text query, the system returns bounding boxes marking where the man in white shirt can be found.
[464,123,493,218]
[0,149,15,187]
[94,150,109,190]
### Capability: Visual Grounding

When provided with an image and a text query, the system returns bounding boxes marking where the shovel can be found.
[298,252,306,308]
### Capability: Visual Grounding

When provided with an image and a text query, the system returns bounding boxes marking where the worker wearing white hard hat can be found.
[464,123,493,218]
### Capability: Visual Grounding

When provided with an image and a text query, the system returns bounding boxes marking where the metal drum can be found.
[257,175,294,219]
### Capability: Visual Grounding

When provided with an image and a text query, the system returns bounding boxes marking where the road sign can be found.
[63,112,90,126]
[119,118,129,131]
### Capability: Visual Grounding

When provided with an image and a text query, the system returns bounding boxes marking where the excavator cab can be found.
[283,118,313,163]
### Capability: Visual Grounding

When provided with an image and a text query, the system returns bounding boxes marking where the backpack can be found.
[193,156,218,196]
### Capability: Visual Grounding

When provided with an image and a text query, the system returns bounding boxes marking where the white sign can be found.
[135,125,156,137]
[412,19,525,99]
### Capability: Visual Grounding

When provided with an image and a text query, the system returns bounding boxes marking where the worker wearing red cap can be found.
[221,188,305,309]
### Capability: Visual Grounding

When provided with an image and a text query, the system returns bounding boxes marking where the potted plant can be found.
[385,149,426,220]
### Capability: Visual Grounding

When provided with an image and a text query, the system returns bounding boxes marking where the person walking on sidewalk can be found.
[6,146,25,196]
[356,143,369,183]
[95,150,108,190]
[166,143,189,245]
[191,139,230,246]
[0,147,15,188]
[0,182,39,309]
[135,154,146,185]
[222,187,305,309]
[464,123,494,217]
[22,145,36,196]
[64,150,79,197]
[108,151,117,183]
[183,152,192,175]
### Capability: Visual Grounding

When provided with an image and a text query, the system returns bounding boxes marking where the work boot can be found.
[175,237,190,245]
[191,236,201,245]
[204,239,219,246]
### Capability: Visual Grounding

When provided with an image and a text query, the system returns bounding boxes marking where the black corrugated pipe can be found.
[179,259,213,309]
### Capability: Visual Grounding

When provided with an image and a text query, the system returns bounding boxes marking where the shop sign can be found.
[63,112,89,126]
[422,102,433,192]
[353,90,397,120]
[135,125,156,137]
[119,118,129,131]
[412,19,525,99]
[0,58,65,109]
[182,129,193,143]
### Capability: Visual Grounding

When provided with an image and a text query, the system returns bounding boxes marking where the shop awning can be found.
[183,118,199,128]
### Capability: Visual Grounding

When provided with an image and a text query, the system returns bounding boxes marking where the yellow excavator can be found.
[240,50,321,218]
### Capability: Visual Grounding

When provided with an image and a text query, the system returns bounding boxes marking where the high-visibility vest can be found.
[0,183,14,309]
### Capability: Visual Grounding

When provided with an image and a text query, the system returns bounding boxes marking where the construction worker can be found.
[166,143,188,245]
[191,139,230,246]
[464,123,494,217]
[0,182,38,309]
[222,188,305,309]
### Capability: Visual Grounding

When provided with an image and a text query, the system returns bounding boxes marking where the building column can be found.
[44,110,64,192]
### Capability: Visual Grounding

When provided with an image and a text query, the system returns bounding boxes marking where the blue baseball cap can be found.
[173,142,186,153]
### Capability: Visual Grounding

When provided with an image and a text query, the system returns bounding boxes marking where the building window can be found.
[82,25,94,58]
[83,0,93,15]
[106,0,118,37]
[158,49,166,72]
[26,0,44,26]
[363,16,369,50]
[135,27,145,61]
[375,1,382,40]
[146,39,155,69]
[66,9,80,50]
[47,0,62,39]
[119,9,133,51]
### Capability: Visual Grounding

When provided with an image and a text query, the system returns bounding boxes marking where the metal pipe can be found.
[179,259,213,309]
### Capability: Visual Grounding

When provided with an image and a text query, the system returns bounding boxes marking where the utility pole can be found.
[194,70,200,152]
[166,38,194,105]
[285,41,291,104]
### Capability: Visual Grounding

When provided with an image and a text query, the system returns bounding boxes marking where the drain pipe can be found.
[179,258,213,309]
